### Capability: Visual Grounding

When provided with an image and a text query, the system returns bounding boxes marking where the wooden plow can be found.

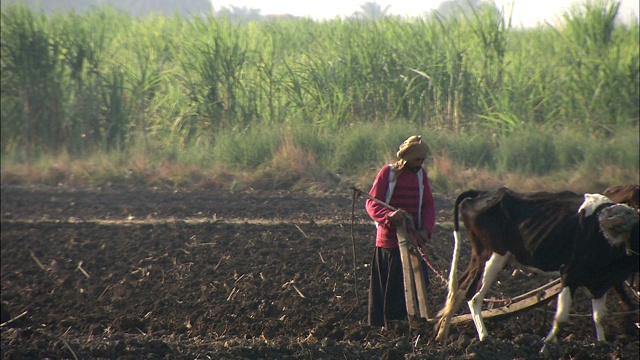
[396,220,430,321]
[350,186,564,326]
[350,186,431,321]
[448,278,563,324]
[397,220,564,325]
[351,186,429,320]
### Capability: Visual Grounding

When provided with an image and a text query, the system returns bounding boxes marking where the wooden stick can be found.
[234,273,246,283]
[450,282,563,324]
[291,284,308,299]
[409,247,430,320]
[76,261,90,279]
[227,287,238,301]
[350,186,398,211]
[294,224,309,239]
[34,329,79,360]
[485,278,562,304]
[29,250,45,270]
[0,310,28,328]
[98,285,112,300]
[396,221,419,318]
[61,337,79,360]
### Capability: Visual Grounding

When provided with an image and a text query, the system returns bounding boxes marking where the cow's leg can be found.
[468,252,509,341]
[435,229,465,342]
[592,293,607,341]
[611,282,633,312]
[541,286,572,353]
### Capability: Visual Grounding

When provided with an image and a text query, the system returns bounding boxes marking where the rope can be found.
[415,242,449,285]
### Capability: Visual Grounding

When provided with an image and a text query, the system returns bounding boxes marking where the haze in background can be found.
[5,0,638,26]
[210,0,640,27]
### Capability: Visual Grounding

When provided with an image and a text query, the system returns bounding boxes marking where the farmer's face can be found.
[406,157,425,170]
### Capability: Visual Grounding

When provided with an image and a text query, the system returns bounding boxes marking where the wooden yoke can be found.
[394,214,430,321]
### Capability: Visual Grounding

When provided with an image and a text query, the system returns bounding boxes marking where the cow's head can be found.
[579,193,612,217]
[597,203,640,256]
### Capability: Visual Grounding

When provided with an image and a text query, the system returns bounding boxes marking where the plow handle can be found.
[350,186,398,211]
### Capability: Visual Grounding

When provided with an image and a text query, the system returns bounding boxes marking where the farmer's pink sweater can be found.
[365,165,435,248]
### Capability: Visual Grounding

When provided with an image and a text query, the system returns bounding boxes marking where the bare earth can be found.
[1,185,638,359]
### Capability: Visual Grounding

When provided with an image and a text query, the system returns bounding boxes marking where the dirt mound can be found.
[1,185,638,359]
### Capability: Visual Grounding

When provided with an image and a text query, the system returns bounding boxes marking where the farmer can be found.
[365,135,436,328]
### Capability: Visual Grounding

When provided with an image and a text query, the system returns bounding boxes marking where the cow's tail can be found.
[435,190,481,342]
[452,190,482,232]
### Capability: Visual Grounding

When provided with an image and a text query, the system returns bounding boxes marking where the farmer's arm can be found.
[365,166,395,227]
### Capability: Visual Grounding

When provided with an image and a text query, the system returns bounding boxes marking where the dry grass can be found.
[241,138,328,191]
[1,150,637,195]
[427,152,638,195]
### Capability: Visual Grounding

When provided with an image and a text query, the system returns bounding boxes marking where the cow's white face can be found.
[579,193,612,217]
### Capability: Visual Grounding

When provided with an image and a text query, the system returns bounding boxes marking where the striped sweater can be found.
[366,165,435,248]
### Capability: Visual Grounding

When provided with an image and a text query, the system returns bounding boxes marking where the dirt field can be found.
[1,185,638,359]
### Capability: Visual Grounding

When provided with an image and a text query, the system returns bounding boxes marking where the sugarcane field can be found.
[1,185,638,359]
[3,0,640,358]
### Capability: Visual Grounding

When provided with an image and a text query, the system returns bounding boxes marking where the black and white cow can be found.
[602,184,640,311]
[434,187,639,352]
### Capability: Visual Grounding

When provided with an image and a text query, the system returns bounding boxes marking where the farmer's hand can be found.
[387,209,408,226]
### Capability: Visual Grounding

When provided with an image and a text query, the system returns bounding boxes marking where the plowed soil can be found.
[1,185,638,359]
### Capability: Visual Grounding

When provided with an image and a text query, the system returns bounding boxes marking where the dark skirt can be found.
[368,246,429,327]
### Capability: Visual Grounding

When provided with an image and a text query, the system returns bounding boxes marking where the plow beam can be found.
[451,280,564,324]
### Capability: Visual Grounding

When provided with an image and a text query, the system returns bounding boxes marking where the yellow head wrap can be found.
[392,135,430,172]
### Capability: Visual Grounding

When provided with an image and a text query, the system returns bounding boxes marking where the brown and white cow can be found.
[603,184,639,209]
[434,187,639,353]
